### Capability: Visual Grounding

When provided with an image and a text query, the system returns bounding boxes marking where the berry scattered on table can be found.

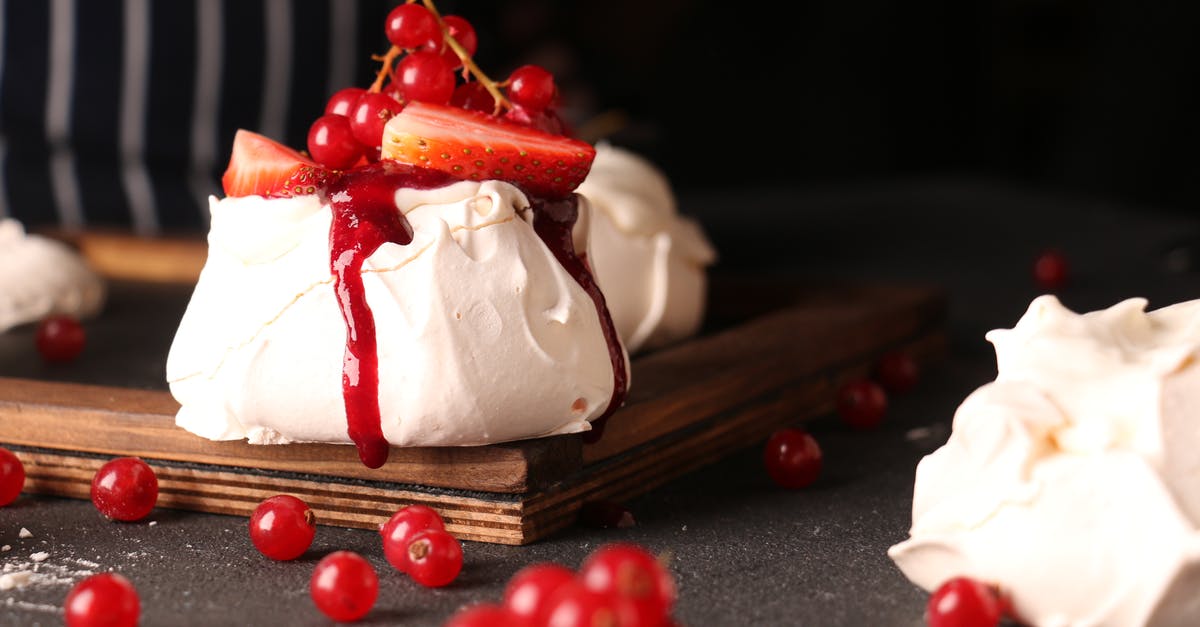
[310,550,379,623]
[763,428,822,489]
[836,378,889,430]
[35,314,86,363]
[875,349,920,395]
[1033,248,1069,292]
[406,528,464,588]
[64,572,140,627]
[381,504,447,573]
[926,576,1011,627]
[249,494,317,561]
[0,447,24,507]
[90,456,158,522]
[441,541,679,627]
[579,542,676,626]
[503,562,576,623]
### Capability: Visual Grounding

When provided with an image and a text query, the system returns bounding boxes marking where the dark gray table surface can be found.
[2,175,1199,626]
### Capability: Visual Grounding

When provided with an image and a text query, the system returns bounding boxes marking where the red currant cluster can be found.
[444,542,679,627]
[245,498,463,622]
[306,0,563,171]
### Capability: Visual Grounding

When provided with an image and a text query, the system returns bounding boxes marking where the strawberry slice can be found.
[222,129,332,198]
[380,102,595,198]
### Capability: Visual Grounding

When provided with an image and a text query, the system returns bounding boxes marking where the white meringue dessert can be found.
[577,143,717,354]
[889,294,1200,626]
[167,179,624,456]
[0,218,106,333]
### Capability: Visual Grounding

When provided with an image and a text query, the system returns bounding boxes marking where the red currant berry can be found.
[876,350,920,395]
[426,15,477,69]
[507,64,557,112]
[310,550,378,623]
[444,603,522,627]
[249,494,316,561]
[504,562,576,624]
[927,576,1009,627]
[90,456,158,522]
[324,87,367,117]
[384,3,440,50]
[393,49,455,105]
[406,528,463,588]
[64,573,140,627]
[1033,248,1069,291]
[579,543,676,626]
[450,80,496,113]
[540,580,637,627]
[349,92,404,148]
[504,104,568,136]
[380,504,445,572]
[307,114,364,170]
[35,314,86,363]
[0,447,24,507]
[836,378,888,430]
[763,428,822,489]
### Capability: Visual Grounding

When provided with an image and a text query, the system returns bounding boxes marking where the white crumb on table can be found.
[0,571,31,590]
[1,545,9,552]
[29,552,48,563]
[17,528,32,539]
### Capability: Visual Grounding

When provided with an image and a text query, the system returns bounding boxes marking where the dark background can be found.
[430,0,1200,214]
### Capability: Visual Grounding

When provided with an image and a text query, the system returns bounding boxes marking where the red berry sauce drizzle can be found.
[325,163,627,467]
[529,196,628,443]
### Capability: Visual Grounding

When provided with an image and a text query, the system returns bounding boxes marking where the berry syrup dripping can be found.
[530,196,628,443]
[325,161,454,468]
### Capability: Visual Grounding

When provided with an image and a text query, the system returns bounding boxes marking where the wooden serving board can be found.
[0,232,947,545]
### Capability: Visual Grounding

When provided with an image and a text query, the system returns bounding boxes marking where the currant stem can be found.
[419,0,511,113]
[369,46,403,94]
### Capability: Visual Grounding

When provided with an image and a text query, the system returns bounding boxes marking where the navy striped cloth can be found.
[0,0,395,236]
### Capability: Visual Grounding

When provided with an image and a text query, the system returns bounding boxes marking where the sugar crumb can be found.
[17,528,32,539]
[29,552,49,563]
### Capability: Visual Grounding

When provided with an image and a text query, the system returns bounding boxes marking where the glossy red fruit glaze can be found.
[35,314,86,363]
[307,114,365,170]
[384,3,440,49]
[0,447,24,507]
[310,551,379,623]
[836,378,888,430]
[507,64,557,112]
[380,504,445,572]
[325,86,367,117]
[450,80,496,113]
[64,573,140,627]
[249,494,317,561]
[579,543,675,626]
[406,528,463,588]
[444,603,523,627]
[90,456,158,522]
[1033,248,1069,291]
[427,15,477,69]
[350,92,404,148]
[503,562,576,623]
[394,49,455,105]
[927,576,1010,627]
[876,350,920,395]
[541,579,637,627]
[763,428,822,489]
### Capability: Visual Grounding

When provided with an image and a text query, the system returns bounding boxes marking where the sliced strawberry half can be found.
[222,129,332,198]
[380,101,595,198]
